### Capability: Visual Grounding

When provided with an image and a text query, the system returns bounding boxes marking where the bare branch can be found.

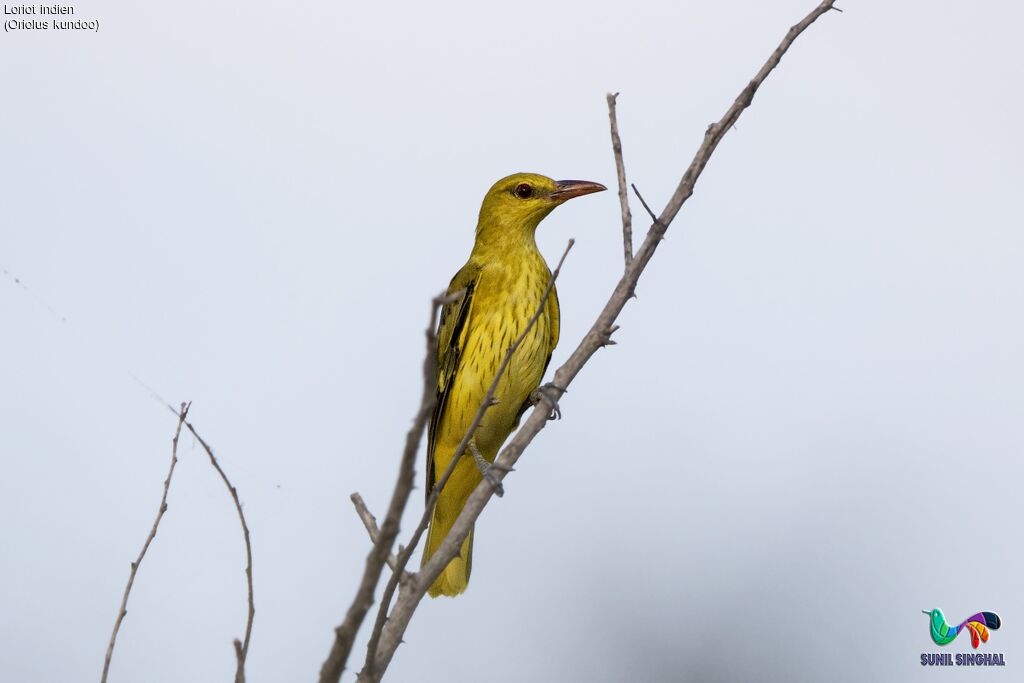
[350,493,408,582]
[355,239,576,682]
[656,1,838,230]
[101,401,190,683]
[607,92,633,267]
[318,292,451,683]
[233,640,246,683]
[182,418,255,683]
[364,1,839,676]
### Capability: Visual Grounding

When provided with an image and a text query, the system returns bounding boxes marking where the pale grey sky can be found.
[2,1,1022,681]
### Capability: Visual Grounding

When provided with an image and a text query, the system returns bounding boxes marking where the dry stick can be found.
[351,493,408,581]
[631,183,659,225]
[607,92,633,267]
[355,239,576,683]
[101,402,191,683]
[367,1,840,677]
[233,642,247,683]
[318,292,457,683]
[183,419,255,683]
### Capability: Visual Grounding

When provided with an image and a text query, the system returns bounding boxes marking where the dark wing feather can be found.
[425,264,479,501]
[542,283,560,377]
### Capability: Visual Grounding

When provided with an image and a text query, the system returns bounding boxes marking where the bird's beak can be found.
[549,179,607,202]
[922,611,932,615]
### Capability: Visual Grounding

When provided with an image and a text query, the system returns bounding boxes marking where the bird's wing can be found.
[425,262,480,500]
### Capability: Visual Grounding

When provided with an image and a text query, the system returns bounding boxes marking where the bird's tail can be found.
[422,505,474,598]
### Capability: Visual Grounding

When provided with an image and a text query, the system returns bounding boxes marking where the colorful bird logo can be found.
[923,608,1001,648]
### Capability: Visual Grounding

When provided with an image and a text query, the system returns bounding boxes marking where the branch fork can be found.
[322,2,840,680]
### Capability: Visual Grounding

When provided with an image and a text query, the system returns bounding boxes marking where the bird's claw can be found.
[483,467,505,498]
[530,383,565,420]
[470,441,507,497]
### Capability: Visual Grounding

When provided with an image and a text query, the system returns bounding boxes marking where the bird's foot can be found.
[529,382,566,420]
[469,441,507,497]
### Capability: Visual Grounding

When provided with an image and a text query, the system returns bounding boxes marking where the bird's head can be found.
[475,172,605,248]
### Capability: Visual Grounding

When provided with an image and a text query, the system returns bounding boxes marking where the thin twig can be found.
[101,402,190,683]
[350,493,408,581]
[631,183,659,225]
[365,2,839,677]
[183,418,255,683]
[318,292,455,683]
[607,92,633,267]
[356,239,576,683]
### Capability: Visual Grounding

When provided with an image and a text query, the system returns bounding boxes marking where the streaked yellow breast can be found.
[438,251,553,458]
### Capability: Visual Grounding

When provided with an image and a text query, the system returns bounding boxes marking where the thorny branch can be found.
[317,292,457,683]
[101,395,256,683]
[101,402,190,683]
[183,417,256,683]
[607,92,633,267]
[351,493,408,581]
[352,1,840,679]
[354,239,575,682]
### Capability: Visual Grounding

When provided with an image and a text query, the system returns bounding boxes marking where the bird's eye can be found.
[513,183,534,199]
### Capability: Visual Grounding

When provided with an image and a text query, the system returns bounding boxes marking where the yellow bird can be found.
[422,172,605,597]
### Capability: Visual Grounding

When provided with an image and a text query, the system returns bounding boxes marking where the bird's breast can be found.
[456,260,553,425]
